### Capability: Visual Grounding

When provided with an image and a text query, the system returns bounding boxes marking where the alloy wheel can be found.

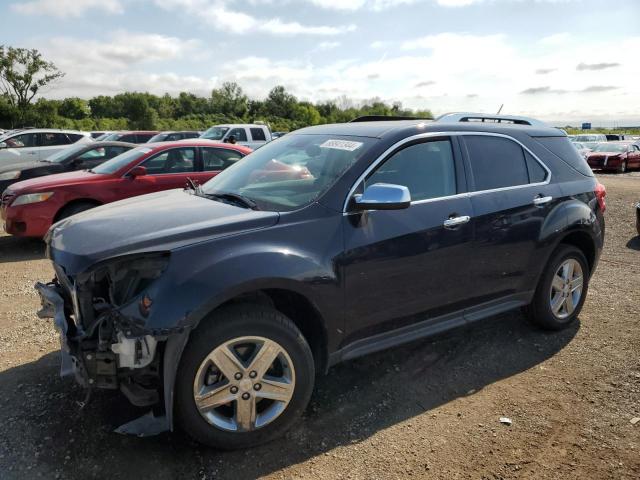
[193,336,295,432]
[549,258,584,319]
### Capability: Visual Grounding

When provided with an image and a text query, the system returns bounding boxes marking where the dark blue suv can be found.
[36,113,606,448]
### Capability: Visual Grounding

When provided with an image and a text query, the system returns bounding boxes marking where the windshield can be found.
[201,134,376,212]
[101,133,127,141]
[148,133,169,143]
[44,143,88,163]
[201,126,229,141]
[574,135,602,142]
[592,143,628,153]
[91,147,151,175]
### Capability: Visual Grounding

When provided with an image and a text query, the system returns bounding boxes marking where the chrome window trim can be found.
[342,131,552,213]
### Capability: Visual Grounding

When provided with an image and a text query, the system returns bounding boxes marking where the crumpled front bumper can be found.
[35,281,88,386]
[35,280,181,437]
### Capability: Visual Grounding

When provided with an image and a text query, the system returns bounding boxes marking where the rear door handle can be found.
[443,215,471,229]
[533,195,553,206]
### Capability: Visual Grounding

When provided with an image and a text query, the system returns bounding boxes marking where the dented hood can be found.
[46,189,279,274]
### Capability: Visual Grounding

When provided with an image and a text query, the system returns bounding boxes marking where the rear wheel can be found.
[56,202,98,221]
[175,304,315,449]
[525,245,589,330]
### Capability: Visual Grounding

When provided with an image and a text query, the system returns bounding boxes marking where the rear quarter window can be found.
[534,137,594,177]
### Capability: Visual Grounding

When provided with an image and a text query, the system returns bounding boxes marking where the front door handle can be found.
[533,195,553,206]
[443,215,471,229]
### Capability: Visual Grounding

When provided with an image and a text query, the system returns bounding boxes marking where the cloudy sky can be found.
[2,0,639,125]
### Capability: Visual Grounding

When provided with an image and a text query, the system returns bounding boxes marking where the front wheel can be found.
[56,202,98,221]
[524,245,589,330]
[618,161,627,173]
[175,304,315,449]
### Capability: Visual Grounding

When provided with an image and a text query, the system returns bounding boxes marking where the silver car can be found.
[0,129,93,166]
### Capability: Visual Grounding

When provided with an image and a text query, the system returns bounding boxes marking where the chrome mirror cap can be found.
[353,183,411,211]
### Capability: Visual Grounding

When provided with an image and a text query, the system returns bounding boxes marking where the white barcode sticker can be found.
[319,139,363,152]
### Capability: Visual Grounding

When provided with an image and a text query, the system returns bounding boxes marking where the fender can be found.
[528,196,602,286]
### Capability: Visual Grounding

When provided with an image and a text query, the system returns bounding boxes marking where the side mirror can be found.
[129,165,147,178]
[0,142,6,149]
[353,183,411,211]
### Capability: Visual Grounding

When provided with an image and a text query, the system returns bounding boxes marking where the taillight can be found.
[595,182,606,213]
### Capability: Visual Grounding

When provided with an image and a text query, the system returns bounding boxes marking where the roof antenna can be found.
[496,104,504,115]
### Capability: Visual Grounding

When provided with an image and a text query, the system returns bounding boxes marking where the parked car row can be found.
[1,140,251,237]
[20,113,607,450]
[0,124,277,168]
[568,134,640,173]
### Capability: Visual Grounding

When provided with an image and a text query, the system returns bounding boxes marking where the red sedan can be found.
[1,140,251,237]
[586,141,640,173]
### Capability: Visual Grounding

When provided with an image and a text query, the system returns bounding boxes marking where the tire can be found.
[175,304,315,449]
[56,202,98,221]
[524,245,589,331]
[618,161,627,173]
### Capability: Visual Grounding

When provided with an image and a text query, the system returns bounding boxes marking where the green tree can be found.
[89,95,120,118]
[58,97,89,120]
[211,82,248,119]
[264,86,297,119]
[0,46,64,124]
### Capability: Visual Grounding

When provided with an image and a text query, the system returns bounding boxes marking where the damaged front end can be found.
[36,252,178,435]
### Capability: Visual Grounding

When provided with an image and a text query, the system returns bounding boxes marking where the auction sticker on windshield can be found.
[320,139,363,152]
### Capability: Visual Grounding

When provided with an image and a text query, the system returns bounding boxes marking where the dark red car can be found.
[100,131,160,143]
[1,140,251,237]
[586,141,640,173]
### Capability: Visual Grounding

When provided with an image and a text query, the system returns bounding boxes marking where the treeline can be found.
[0,82,433,132]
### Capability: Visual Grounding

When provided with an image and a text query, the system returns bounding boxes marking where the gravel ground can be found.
[0,174,638,479]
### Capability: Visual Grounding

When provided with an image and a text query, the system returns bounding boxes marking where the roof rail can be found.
[349,115,433,123]
[434,112,547,127]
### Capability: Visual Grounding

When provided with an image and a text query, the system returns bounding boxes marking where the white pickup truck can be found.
[200,124,272,150]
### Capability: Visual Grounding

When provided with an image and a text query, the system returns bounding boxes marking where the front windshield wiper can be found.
[185,177,202,195]
[205,191,259,210]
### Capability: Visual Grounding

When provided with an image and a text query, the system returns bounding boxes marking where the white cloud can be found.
[46,32,201,69]
[154,0,356,35]
[317,41,342,50]
[539,32,572,46]
[11,0,124,17]
[370,40,392,49]
[305,0,577,11]
[214,32,640,124]
[33,31,213,98]
[307,0,366,10]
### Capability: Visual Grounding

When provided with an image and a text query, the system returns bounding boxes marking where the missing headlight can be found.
[105,253,170,307]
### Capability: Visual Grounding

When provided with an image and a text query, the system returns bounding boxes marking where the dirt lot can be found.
[0,174,638,480]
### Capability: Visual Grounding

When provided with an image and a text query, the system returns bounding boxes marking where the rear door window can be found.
[464,136,531,191]
[41,132,71,146]
[141,147,196,174]
[202,147,244,171]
